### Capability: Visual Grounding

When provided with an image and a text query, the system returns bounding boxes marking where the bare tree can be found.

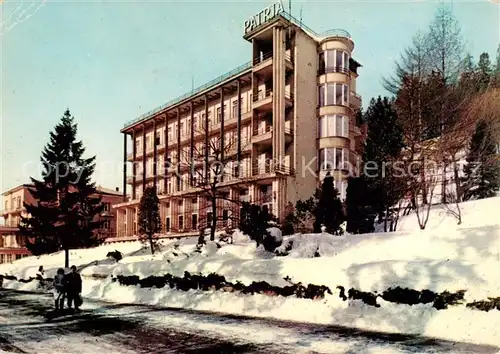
[178,122,252,242]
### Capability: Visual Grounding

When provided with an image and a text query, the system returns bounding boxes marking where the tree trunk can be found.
[64,248,69,268]
[149,232,155,255]
[211,196,216,241]
[384,205,389,232]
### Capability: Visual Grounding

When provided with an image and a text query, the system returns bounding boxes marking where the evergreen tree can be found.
[462,120,500,200]
[494,44,500,87]
[345,176,375,234]
[477,52,492,90]
[138,186,162,254]
[20,110,103,267]
[314,173,344,235]
[239,202,277,251]
[362,97,405,230]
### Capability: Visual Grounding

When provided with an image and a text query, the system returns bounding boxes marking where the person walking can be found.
[53,268,66,311]
[65,265,82,311]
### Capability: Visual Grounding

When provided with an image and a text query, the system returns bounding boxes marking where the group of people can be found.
[53,265,83,312]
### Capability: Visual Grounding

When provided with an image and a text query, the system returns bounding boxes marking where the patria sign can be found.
[244,2,284,34]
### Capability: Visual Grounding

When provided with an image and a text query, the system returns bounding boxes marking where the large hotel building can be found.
[113,6,364,241]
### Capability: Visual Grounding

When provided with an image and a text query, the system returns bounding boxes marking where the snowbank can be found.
[389,195,500,232]
[3,196,500,348]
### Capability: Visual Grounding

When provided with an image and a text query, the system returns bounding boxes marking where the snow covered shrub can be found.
[433,290,466,310]
[106,250,123,262]
[381,287,435,305]
[467,297,500,312]
[275,237,293,256]
[239,202,280,251]
[347,288,380,307]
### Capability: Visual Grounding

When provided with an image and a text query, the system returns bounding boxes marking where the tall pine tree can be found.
[477,52,492,91]
[138,186,162,254]
[20,110,103,267]
[462,120,500,200]
[362,97,405,231]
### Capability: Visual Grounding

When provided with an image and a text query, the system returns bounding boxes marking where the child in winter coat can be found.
[53,268,66,310]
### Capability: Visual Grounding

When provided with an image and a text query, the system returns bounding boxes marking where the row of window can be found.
[318,49,350,74]
[136,124,252,153]
[318,83,349,107]
[318,115,349,139]
[0,253,28,264]
[318,147,349,171]
[4,196,22,211]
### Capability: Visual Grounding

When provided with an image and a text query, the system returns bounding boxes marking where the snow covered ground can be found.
[4,289,494,354]
[2,196,500,349]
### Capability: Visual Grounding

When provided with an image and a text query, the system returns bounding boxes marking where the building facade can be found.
[0,184,34,263]
[114,7,364,240]
[0,184,123,263]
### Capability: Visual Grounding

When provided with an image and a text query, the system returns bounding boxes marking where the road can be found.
[0,289,498,353]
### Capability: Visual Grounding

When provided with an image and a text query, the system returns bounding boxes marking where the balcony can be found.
[253,52,273,76]
[252,124,272,145]
[127,174,144,184]
[317,66,350,76]
[351,91,362,108]
[252,160,295,177]
[253,89,273,111]
[252,160,272,176]
[285,52,293,71]
[285,91,294,107]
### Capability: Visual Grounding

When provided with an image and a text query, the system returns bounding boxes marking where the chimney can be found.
[115,187,119,192]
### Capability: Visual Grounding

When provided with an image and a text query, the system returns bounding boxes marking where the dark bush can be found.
[381,286,433,306]
[117,275,140,286]
[18,277,35,284]
[348,288,380,307]
[433,290,465,310]
[107,250,123,262]
[140,276,167,288]
[337,286,347,301]
[420,289,437,304]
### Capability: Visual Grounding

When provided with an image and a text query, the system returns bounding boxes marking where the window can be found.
[192,198,197,205]
[207,212,213,225]
[216,107,221,123]
[232,100,238,118]
[166,217,171,232]
[318,83,349,106]
[318,148,349,170]
[222,210,229,226]
[319,49,350,74]
[103,203,110,212]
[102,220,110,229]
[16,197,20,209]
[191,214,198,230]
[200,113,206,129]
[318,52,325,74]
[178,215,184,230]
[318,115,349,138]
[155,132,161,145]
[168,127,173,142]
[318,85,325,106]
[180,122,184,137]
[135,139,140,152]
[4,201,7,210]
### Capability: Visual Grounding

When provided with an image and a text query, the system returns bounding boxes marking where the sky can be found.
[1,0,499,204]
